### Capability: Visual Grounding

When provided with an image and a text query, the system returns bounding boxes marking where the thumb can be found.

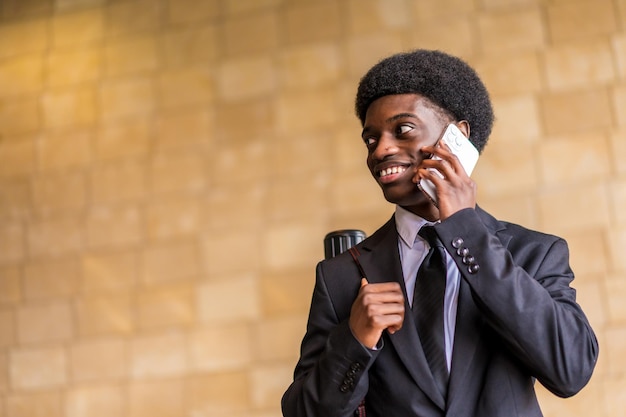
[360,278,368,287]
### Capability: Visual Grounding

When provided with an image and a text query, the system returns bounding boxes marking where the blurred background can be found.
[0,0,624,416]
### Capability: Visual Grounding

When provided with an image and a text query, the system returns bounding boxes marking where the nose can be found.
[371,133,398,161]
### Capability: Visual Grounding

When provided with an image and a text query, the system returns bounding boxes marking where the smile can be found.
[378,165,407,178]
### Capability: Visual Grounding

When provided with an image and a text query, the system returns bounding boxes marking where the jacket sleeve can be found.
[281,260,380,417]
[435,208,599,398]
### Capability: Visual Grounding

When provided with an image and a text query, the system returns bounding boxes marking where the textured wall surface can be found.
[0,0,624,416]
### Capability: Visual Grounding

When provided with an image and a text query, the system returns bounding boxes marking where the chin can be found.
[381,184,424,206]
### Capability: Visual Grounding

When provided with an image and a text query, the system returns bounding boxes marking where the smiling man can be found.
[282,49,598,417]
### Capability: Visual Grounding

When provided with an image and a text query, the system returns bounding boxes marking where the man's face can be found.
[362,93,450,214]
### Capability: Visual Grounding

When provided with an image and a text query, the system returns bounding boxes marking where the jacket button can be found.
[340,383,350,393]
[452,237,464,248]
[456,247,470,257]
[462,255,475,265]
[468,263,480,274]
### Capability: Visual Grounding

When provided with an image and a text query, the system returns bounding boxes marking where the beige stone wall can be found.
[0,0,623,415]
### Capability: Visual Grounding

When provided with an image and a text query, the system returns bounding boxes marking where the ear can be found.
[455,120,470,138]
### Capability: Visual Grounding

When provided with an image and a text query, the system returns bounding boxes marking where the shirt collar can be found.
[395,205,438,249]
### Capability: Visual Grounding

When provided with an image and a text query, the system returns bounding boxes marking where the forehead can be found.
[363,94,449,125]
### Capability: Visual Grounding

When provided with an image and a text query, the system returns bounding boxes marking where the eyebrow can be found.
[361,112,419,138]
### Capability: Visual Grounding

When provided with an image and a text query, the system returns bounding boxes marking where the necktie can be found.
[413,225,448,399]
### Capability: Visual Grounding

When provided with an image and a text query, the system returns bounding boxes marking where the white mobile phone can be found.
[417,123,479,206]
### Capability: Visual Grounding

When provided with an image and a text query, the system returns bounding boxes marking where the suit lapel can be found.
[357,216,446,410]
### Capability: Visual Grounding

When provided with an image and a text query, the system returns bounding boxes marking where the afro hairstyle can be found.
[355,49,494,152]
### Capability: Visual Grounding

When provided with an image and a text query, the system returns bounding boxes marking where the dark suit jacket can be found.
[282,207,598,417]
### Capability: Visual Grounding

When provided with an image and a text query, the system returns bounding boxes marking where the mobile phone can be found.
[417,123,479,206]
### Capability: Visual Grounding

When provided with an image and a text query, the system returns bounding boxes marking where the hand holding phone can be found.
[417,123,479,206]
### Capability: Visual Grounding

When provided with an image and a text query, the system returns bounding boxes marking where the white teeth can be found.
[379,166,406,177]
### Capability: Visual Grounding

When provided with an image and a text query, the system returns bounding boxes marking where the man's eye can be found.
[398,124,413,135]
[364,137,377,146]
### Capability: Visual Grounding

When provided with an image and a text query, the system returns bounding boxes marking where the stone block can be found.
[157,68,213,109]
[76,294,134,337]
[0,138,35,178]
[612,84,626,127]
[141,240,200,285]
[188,323,252,372]
[161,25,217,68]
[90,160,146,204]
[408,14,475,58]
[544,41,614,91]
[0,18,48,59]
[278,43,341,91]
[477,8,545,53]
[9,346,66,390]
[205,185,266,232]
[410,0,476,18]
[344,32,405,78]
[0,55,44,98]
[347,0,408,35]
[166,0,219,24]
[23,257,80,300]
[17,302,74,344]
[252,315,306,362]
[490,95,540,143]
[27,216,83,258]
[70,338,127,382]
[0,309,15,348]
[128,379,185,417]
[104,35,159,77]
[275,89,337,133]
[565,231,609,279]
[214,98,274,143]
[284,1,341,45]
[217,56,276,101]
[221,11,278,57]
[547,0,616,43]
[46,48,101,88]
[0,97,41,136]
[5,391,63,417]
[38,129,93,171]
[260,268,314,316]
[605,275,626,324]
[537,186,610,234]
[0,265,21,305]
[42,87,97,129]
[211,141,267,186]
[604,326,626,377]
[137,283,194,329]
[145,198,203,240]
[51,9,104,48]
[470,140,538,196]
[31,171,87,214]
[249,364,293,409]
[155,109,212,152]
[95,118,151,161]
[106,0,162,37]
[473,52,542,96]
[537,133,611,186]
[82,250,138,294]
[100,77,155,121]
[66,385,124,417]
[540,89,613,135]
[149,152,207,195]
[130,331,187,378]
[186,372,249,415]
[197,275,260,322]
[0,179,31,221]
[85,205,142,248]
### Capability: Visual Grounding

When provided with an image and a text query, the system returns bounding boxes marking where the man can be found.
[281,49,598,417]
